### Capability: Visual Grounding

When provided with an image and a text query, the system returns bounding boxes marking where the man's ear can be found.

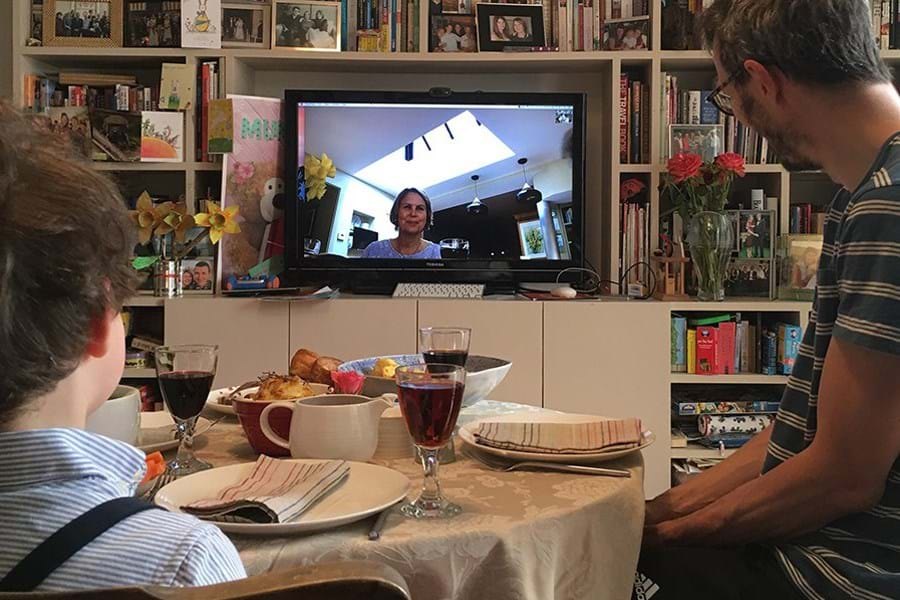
[84,310,117,359]
[743,59,785,105]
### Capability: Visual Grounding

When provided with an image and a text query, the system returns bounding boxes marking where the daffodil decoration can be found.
[304,153,336,201]
[129,191,173,244]
[194,200,241,244]
[157,203,195,244]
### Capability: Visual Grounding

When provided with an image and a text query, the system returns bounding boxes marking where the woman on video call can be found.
[362,188,441,259]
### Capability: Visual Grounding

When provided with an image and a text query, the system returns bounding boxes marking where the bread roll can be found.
[290,348,319,379]
[310,356,342,385]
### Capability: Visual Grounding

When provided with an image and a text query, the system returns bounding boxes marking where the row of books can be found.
[619,74,651,163]
[671,313,801,376]
[197,60,223,162]
[351,0,421,52]
[619,198,650,285]
[788,203,827,235]
[871,1,900,50]
[550,2,650,53]
[23,73,159,115]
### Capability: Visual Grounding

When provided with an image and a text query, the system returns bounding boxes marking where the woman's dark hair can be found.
[0,100,137,429]
[698,0,890,88]
[389,188,433,230]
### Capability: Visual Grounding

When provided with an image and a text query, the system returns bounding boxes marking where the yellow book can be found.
[687,329,696,375]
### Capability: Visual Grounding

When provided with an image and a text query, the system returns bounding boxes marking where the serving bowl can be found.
[233,382,331,456]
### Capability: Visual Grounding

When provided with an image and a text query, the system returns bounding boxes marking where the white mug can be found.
[259,394,393,462]
[85,385,141,445]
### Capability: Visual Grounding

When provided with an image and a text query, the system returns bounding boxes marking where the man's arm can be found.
[647,338,900,547]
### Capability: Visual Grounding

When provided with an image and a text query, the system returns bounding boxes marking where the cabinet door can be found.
[418,300,543,407]
[164,298,290,389]
[544,302,670,498]
[289,299,418,362]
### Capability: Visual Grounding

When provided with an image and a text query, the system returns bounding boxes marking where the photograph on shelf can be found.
[516,214,546,259]
[30,2,43,44]
[725,259,773,299]
[43,0,123,47]
[140,111,184,163]
[89,108,141,162]
[159,63,196,110]
[180,257,216,294]
[443,0,472,13]
[738,210,773,259]
[182,0,222,48]
[124,0,180,47]
[777,234,823,301]
[601,16,650,50]
[727,211,740,252]
[430,15,477,52]
[669,124,724,162]
[47,106,93,158]
[475,3,544,52]
[222,2,270,47]
[273,0,341,50]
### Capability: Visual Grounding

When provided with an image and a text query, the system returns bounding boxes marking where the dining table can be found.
[190,400,646,600]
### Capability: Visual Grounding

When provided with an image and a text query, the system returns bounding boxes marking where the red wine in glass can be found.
[422,349,468,367]
[159,370,215,420]
[397,381,465,448]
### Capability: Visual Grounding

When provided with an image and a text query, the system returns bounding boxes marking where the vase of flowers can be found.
[662,152,745,301]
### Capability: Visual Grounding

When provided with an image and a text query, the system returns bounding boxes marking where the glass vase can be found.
[154,258,183,298]
[687,211,734,302]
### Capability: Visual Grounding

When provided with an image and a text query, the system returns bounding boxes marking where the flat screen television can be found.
[283,89,586,294]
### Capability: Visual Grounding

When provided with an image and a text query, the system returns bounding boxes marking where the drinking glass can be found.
[419,327,471,368]
[153,345,218,477]
[396,363,466,519]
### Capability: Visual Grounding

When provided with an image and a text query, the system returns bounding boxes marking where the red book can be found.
[718,322,736,374]
[200,63,210,162]
[696,326,718,375]
[619,74,629,163]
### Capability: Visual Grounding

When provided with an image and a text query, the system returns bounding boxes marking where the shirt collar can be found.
[0,428,147,491]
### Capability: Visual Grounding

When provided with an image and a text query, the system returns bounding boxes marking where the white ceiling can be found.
[302,104,572,209]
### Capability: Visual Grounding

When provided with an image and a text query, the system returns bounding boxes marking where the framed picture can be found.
[669,124,724,162]
[777,234,823,301]
[182,0,222,48]
[601,16,650,50]
[44,0,123,47]
[724,259,773,299]
[47,106,93,158]
[181,257,216,294]
[124,0,180,47]
[273,0,340,50]
[430,14,477,52]
[516,214,546,259]
[222,2,270,47]
[443,0,471,13]
[29,3,43,43]
[476,3,544,52]
[738,210,774,259]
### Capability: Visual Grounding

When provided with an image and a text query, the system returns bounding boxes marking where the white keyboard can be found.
[392,283,485,299]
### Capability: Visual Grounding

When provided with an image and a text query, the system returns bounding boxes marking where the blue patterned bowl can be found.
[337,354,511,408]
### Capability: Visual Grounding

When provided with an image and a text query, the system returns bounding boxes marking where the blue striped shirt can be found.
[764,133,900,599]
[0,428,246,591]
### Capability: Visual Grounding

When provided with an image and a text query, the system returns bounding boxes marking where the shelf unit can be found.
[671,443,736,461]
[670,374,789,385]
[122,368,157,379]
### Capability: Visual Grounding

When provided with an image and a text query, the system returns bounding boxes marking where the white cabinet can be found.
[543,301,670,499]
[418,300,543,407]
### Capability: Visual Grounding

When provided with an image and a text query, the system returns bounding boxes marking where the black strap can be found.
[0,497,157,592]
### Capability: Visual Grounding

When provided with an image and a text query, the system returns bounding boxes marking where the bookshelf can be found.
[670,374,789,385]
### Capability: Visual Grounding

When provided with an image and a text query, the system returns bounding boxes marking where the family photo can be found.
[669,124,724,162]
[739,211,773,258]
[274,1,339,50]
[430,15,476,52]
[489,14,533,41]
[54,0,111,38]
[222,5,266,46]
[180,258,215,293]
[602,17,649,50]
[724,259,772,298]
[124,0,180,47]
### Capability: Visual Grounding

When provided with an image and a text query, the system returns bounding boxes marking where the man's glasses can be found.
[708,68,745,116]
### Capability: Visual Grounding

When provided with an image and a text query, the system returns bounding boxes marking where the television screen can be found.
[284,90,585,291]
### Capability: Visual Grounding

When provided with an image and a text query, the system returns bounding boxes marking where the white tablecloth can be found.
[195,401,645,600]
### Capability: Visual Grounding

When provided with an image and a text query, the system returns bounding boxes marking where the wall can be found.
[327,169,394,256]
[0,0,12,99]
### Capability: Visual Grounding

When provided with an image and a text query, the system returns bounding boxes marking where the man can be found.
[193,261,213,290]
[635,2,900,599]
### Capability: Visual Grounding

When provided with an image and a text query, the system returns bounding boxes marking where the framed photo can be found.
[222,2,270,47]
[777,234,823,301]
[738,210,774,259]
[273,0,340,50]
[724,259,773,299]
[443,0,471,13]
[601,16,650,50]
[47,106,93,158]
[181,257,216,294]
[430,14,477,52]
[44,0,123,47]
[669,124,724,162]
[516,214,546,259]
[30,3,43,43]
[476,3,544,52]
[124,0,180,47]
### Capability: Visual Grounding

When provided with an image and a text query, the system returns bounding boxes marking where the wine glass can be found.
[396,363,466,519]
[419,327,471,367]
[153,345,218,477]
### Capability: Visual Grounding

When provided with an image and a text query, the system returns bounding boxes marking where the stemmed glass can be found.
[153,345,218,477]
[419,327,471,367]
[396,363,466,519]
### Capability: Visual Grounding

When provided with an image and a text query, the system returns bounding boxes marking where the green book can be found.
[689,314,734,327]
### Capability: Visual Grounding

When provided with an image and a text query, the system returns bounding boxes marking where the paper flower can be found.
[194,200,241,244]
[304,153,337,201]
[128,191,172,244]
[157,203,196,244]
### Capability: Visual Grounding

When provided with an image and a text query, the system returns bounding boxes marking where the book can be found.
[675,401,781,416]
[671,315,687,373]
[130,335,164,352]
[58,72,137,87]
[686,329,696,375]
[761,329,777,375]
[696,326,718,375]
[777,323,801,376]
[159,63,196,111]
[141,111,184,163]
[689,314,733,327]
[718,321,736,374]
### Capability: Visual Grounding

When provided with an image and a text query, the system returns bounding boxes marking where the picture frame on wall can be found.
[669,124,724,162]
[273,0,341,51]
[515,214,546,259]
[222,1,270,48]
[43,0,123,47]
[124,0,180,47]
[475,3,545,52]
[777,234,823,301]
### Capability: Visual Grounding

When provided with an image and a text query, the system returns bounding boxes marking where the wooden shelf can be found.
[671,442,736,460]
[667,299,811,312]
[671,373,789,385]
[618,164,654,173]
[122,368,156,378]
[125,296,165,307]
[659,50,712,69]
[91,161,222,173]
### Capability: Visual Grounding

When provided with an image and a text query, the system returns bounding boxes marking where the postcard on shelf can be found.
[159,63,196,110]
[207,98,235,153]
[141,111,184,163]
[47,106,93,158]
[182,0,222,48]
[89,108,141,162]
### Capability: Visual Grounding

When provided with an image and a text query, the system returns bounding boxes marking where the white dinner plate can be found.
[154,460,410,535]
[137,412,213,454]
[458,412,655,465]
[205,386,250,416]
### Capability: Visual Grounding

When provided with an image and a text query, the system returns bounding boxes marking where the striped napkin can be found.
[182,456,350,524]
[473,418,643,454]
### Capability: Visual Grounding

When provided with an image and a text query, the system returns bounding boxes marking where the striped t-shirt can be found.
[0,428,246,591]
[763,132,900,599]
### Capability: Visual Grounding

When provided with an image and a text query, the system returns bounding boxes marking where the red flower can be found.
[620,178,646,201]
[714,152,746,177]
[330,370,365,394]
[667,153,703,183]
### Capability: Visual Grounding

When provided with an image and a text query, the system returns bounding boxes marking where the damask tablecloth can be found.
[194,401,645,600]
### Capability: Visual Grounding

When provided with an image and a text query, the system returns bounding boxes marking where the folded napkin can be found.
[182,456,350,524]
[473,418,643,454]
